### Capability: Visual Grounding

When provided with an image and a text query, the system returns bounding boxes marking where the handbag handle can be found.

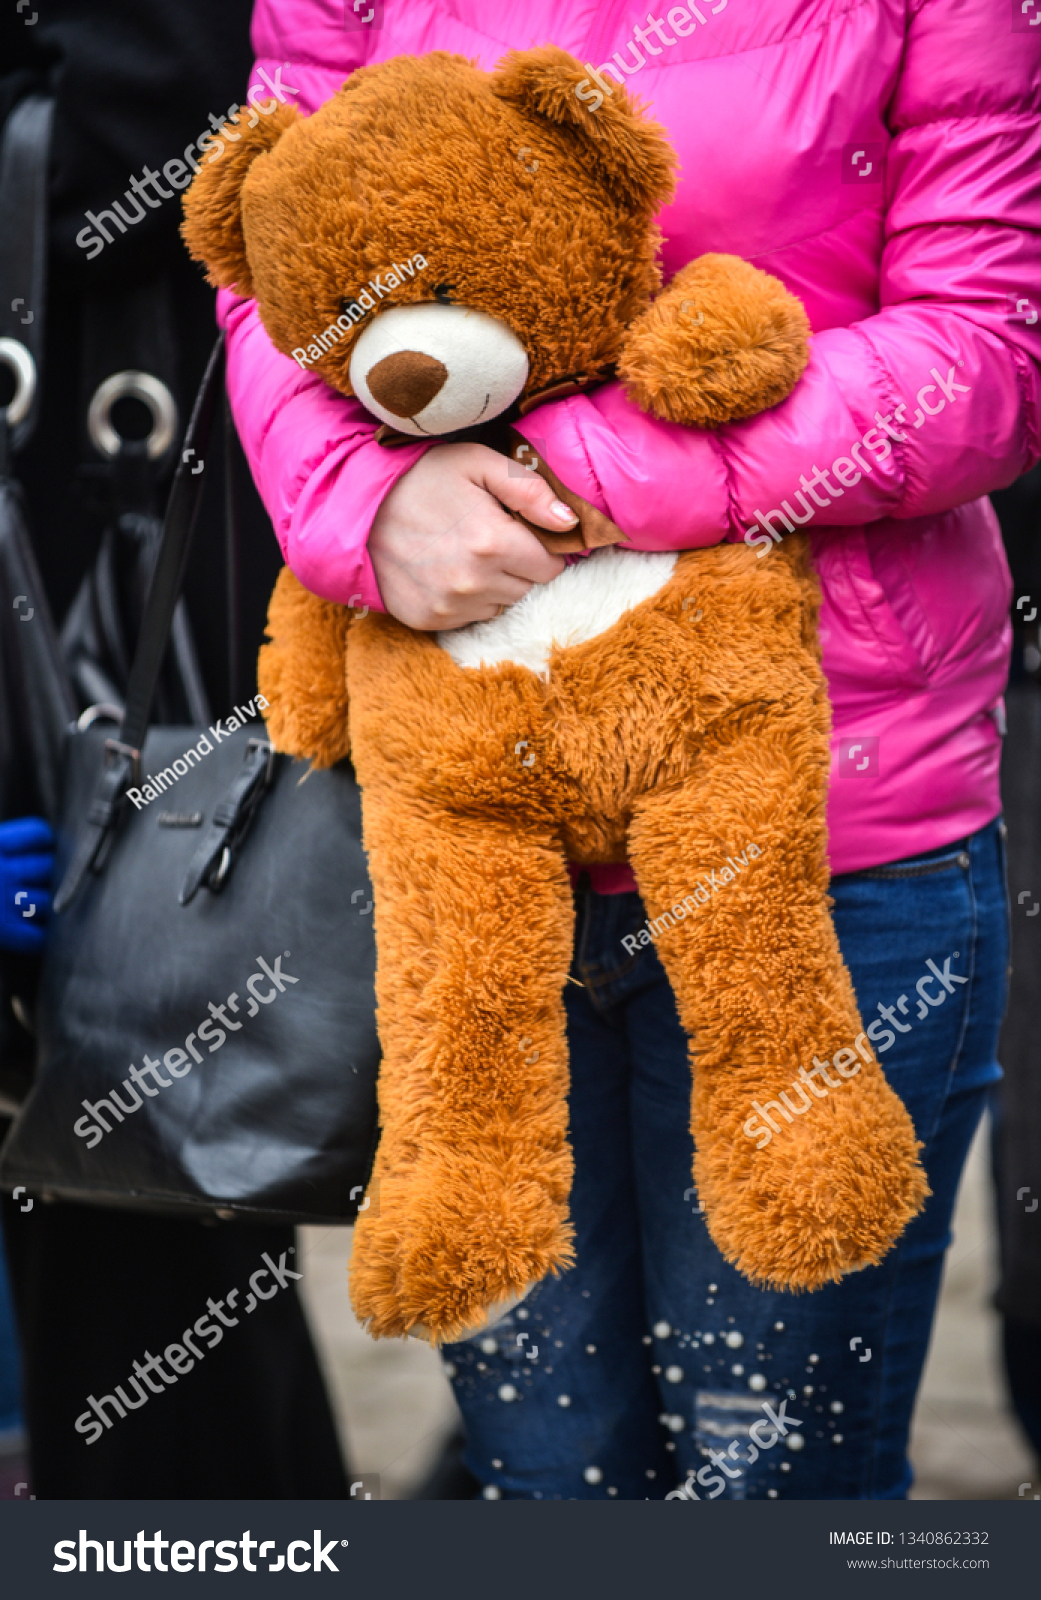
[0,95,54,458]
[119,332,225,754]
[54,333,226,912]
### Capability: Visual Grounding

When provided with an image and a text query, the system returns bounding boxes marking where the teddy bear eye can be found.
[432,282,456,305]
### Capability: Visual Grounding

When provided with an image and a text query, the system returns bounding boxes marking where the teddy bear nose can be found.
[364,350,449,417]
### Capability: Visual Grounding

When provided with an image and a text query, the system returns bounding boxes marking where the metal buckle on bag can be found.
[103,737,141,789]
[211,846,233,889]
[209,739,275,885]
[179,737,278,906]
[248,736,276,787]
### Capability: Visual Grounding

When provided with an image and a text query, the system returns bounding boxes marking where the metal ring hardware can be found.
[103,736,142,790]
[87,370,178,461]
[77,703,124,731]
[0,338,36,428]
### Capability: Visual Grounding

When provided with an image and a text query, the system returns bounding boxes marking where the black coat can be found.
[0,2,346,1500]
[1,0,282,704]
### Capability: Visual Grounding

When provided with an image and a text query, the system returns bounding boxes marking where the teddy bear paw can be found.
[618,253,811,429]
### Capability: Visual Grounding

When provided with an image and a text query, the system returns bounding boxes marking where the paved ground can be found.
[298,1118,1038,1500]
[296,1227,458,1500]
[907,1123,1035,1500]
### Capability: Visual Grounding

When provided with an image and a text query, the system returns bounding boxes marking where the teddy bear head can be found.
[182,47,677,436]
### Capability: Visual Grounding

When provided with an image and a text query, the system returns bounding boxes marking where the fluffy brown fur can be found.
[182,102,299,300]
[181,48,807,425]
[261,541,927,1340]
[191,46,927,1343]
[620,254,811,428]
[184,51,672,402]
[260,568,353,769]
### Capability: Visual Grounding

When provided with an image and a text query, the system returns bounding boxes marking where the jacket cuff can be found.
[516,381,732,550]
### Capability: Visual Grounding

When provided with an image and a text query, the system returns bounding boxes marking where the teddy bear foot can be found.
[351,1236,553,1345]
[703,1164,930,1293]
[406,1283,536,1345]
[693,1057,930,1292]
[348,1148,575,1343]
[350,1221,567,1344]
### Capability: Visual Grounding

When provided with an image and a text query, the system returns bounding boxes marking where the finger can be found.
[437,570,533,621]
[0,921,46,956]
[8,852,54,886]
[462,503,568,586]
[504,549,567,586]
[473,449,581,534]
[473,574,535,612]
[0,817,54,856]
[450,599,526,629]
[8,887,52,918]
[499,534,567,588]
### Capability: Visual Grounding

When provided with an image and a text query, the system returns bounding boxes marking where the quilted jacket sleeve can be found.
[219,290,428,610]
[217,24,426,612]
[521,0,1041,550]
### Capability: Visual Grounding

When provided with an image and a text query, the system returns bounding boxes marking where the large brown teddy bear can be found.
[183,48,928,1343]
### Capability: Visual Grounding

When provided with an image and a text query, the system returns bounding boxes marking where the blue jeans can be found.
[444,817,1009,1499]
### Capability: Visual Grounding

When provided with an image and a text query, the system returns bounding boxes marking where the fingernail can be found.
[551,500,578,523]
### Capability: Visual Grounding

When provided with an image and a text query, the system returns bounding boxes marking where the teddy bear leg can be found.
[348,797,577,1342]
[626,725,929,1293]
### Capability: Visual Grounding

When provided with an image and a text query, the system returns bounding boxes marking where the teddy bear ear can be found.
[490,46,676,215]
[181,103,300,296]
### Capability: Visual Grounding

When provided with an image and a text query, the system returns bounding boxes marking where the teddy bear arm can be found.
[617,254,812,429]
[257,567,352,769]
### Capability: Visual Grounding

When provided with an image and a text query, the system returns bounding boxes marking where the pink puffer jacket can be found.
[220,0,1041,877]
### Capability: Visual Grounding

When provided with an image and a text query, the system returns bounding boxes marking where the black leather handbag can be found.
[0,337,381,1223]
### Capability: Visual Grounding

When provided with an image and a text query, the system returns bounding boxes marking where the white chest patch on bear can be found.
[438,547,678,676]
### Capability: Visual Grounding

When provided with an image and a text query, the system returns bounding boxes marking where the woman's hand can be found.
[368,441,578,630]
[0,817,54,957]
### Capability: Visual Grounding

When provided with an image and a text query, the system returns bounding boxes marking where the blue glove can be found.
[0,817,54,956]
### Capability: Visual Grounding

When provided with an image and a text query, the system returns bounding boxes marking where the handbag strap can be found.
[0,95,54,456]
[179,736,276,906]
[121,332,225,749]
[54,332,226,912]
